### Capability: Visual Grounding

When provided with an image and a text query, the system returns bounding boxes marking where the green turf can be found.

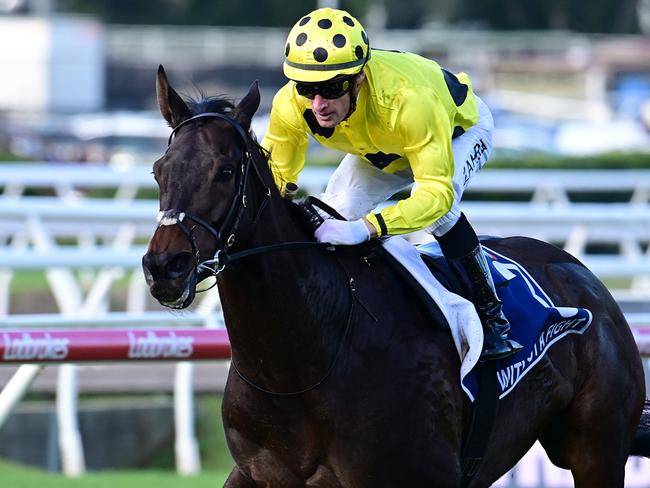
[0,460,231,487]
[0,395,235,486]
[145,395,235,473]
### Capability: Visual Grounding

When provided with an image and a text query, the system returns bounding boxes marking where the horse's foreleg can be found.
[570,457,626,488]
[224,466,256,488]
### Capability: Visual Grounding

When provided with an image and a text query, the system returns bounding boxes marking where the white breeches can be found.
[322,96,494,237]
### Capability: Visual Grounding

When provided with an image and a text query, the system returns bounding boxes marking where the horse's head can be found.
[142,65,272,309]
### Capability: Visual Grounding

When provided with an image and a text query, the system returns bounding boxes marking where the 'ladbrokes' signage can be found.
[127,331,194,359]
[2,333,69,361]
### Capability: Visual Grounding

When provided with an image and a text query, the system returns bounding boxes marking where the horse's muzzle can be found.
[142,251,198,308]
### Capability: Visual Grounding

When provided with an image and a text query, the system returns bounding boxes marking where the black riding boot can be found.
[447,244,523,361]
[436,213,523,361]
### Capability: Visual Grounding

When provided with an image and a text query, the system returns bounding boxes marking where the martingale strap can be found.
[230,262,369,397]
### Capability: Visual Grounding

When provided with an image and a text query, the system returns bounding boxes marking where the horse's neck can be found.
[218,196,351,376]
[222,195,347,316]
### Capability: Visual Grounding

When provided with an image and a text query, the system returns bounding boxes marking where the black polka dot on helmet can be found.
[355,45,364,59]
[342,16,355,27]
[296,33,307,46]
[285,43,290,56]
[333,34,346,48]
[299,16,310,26]
[318,19,332,29]
[313,47,328,62]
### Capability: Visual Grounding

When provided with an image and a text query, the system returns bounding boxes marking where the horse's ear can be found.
[233,80,260,129]
[156,65,191,127]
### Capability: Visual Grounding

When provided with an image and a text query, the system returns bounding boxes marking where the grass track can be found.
[1,396,235,487]
[0,460,231,487]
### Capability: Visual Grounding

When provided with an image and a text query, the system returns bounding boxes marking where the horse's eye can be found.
[216,166,235,182]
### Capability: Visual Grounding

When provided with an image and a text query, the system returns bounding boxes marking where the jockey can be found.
[261,7,523,361]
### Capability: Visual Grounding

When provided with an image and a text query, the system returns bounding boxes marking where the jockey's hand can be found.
[315,219,371,245]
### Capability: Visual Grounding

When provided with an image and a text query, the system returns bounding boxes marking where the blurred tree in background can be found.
[62,0,318,26]
[452,0,641,33]
[60,0,641,33]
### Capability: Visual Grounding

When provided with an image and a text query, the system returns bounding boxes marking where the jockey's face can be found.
[311,92,351,128]
[309,72,365,128]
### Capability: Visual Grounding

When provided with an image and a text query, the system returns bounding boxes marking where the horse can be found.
[142,66,650,487]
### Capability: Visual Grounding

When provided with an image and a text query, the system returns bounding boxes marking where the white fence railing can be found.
[2,200,649,299]
[2,198,649,261]
[2,163,650,202]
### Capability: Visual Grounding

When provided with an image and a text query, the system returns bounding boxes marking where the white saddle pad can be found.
[381,237,483,386]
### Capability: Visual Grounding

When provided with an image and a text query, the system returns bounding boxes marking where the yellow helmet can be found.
[283,8,370,83]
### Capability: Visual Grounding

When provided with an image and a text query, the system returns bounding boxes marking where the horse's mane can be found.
[184,93,235,116]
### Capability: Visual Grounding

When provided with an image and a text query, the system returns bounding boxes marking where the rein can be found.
[198,240,331,274]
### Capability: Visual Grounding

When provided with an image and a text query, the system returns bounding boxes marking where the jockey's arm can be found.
[365,94,455,237]
[261,89,309,195]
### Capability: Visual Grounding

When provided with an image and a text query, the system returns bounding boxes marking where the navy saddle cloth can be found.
[417,241,593,401]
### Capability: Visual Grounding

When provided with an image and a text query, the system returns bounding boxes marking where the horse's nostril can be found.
[142,253,158,284]
[166,252,193,279]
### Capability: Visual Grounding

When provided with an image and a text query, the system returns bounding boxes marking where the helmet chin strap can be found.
[342,70,365,121]
[342,95,357,122]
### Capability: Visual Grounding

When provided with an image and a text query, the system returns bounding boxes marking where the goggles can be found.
[295,76,356,100]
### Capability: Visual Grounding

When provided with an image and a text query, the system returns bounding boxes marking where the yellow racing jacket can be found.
[261,49,479,236]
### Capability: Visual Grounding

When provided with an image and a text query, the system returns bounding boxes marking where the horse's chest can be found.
[305,464,345,487]
[245,453,345,487]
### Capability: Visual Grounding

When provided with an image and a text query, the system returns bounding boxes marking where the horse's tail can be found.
[631,399,650,457]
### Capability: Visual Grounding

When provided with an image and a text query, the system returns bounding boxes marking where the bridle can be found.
[158,111,330,280]
[162,112,336,276]
[158,112,269,277]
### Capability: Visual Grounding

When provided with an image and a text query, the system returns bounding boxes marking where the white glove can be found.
[315,219,371,245]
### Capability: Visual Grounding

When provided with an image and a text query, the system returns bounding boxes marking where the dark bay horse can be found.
[142,66,650,487]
